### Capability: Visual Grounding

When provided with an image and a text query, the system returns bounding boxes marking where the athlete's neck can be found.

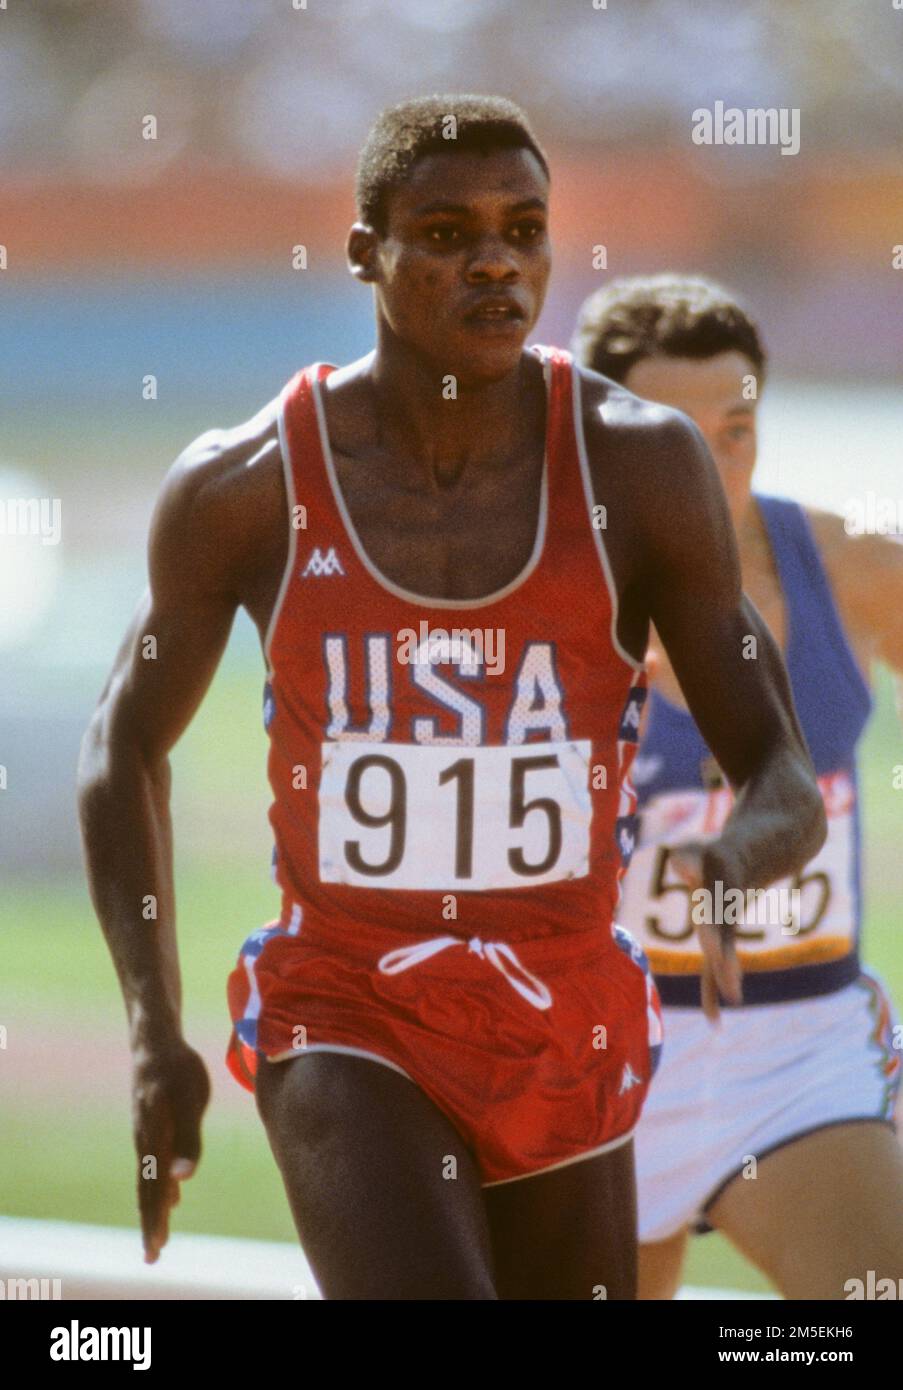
[361,333,544,491]
[735,495,778,578]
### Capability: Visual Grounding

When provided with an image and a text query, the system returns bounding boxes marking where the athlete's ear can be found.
[347,223,380,284]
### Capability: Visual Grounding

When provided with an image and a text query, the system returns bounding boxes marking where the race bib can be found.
[618,771,857,971]
[319,739,592,891]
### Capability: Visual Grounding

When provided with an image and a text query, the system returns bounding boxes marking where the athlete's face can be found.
[624,352,759,526]
[350,146,551,384]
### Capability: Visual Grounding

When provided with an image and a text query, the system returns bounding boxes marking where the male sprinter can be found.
[78,102,824,1301]
[573,273,903,1300]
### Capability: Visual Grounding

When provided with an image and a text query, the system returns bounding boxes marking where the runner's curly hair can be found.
[572,274,767,385]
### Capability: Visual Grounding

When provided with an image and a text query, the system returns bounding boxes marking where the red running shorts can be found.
[226,914,663,1187]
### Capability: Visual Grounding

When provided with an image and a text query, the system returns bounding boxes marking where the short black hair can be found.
[356,94,549,235]
[572,273,767,385]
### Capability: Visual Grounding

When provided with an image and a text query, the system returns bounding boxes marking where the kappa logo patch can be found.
[619,1062,642,1094]
[302,547,345,577]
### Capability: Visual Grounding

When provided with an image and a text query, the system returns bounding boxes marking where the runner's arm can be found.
[808,509,903,685]
[77,432,241,1053]
[639,413,827,889]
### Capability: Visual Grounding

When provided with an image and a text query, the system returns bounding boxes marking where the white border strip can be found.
[0,1217,320,1301]
[0,1217,771,1301]
[482,1124,635,1188]
[265,1041,416,1084]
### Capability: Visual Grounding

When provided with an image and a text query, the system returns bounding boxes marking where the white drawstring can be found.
[377,934,553,1011]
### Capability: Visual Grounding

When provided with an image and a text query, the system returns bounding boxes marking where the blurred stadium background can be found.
[2,0,901,1296]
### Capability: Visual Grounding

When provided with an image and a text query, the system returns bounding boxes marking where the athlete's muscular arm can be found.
[807,507,903,689]
[583,378,827,1017]
[77,420,280,1262]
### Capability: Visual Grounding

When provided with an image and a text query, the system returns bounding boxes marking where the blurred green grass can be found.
[3,660,900,1294]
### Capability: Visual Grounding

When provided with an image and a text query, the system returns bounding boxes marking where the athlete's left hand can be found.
[132,1039,211,1264]
[669,842,743,1024]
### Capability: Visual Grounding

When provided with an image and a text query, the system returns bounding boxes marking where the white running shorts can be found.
[635,970,902,1244]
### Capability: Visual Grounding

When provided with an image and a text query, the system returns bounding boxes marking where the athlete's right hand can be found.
[131,1040,211,1264]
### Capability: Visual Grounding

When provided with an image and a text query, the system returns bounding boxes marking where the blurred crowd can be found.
[3,0,902,184]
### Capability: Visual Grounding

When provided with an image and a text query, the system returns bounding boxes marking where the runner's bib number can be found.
[319,739,592,890]
[618,772,856,965]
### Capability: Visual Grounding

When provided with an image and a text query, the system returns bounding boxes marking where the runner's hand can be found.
[669,842,743,1024]
[131,1040,211,1263]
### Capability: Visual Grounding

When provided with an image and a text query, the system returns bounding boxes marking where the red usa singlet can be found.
[226,346,662,1182]
[263,345,646,942]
